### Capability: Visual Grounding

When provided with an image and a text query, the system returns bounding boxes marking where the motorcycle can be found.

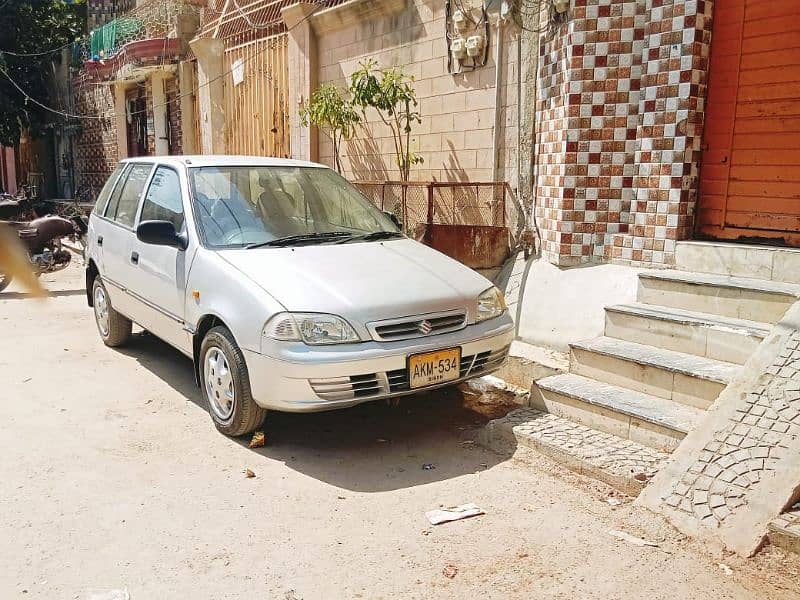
[0,214,88,292]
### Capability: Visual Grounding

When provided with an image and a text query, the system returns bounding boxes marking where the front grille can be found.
[370,311,466,341]
[309,373,386,401]
[310,345,511,401]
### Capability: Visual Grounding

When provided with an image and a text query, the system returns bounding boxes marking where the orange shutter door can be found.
[698,0,800,245]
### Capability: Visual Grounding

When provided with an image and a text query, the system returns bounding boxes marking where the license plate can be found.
[408,347,461,390]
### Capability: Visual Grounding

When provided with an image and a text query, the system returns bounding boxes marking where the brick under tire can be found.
[92,277,132,347]
[200,325,266,437]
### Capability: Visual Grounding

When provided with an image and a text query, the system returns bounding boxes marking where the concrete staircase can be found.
[483,241,800,494]
[532,243,800,453]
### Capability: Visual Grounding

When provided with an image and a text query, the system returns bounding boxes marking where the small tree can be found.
[299,83,360,174]
[349,60,423,182]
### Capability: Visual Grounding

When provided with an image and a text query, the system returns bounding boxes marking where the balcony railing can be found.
[76,0,202,75]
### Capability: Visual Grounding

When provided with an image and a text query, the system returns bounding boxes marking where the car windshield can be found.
[189,165,399,248]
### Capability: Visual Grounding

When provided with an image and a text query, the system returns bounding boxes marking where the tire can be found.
[200,325,266,437]
[0,273,12,293]
[92,277,132,347]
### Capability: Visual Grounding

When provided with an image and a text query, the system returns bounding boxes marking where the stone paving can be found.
[480,407,669,495]
[769,503,800,555]
[662,331,800,526]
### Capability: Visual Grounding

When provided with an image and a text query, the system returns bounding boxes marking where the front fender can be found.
[185,249,286,353]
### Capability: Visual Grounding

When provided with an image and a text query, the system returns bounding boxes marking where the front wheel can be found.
[0,272,12,292]
[200,326,266,437]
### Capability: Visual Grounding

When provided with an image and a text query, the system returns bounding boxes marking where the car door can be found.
[88,163,127,286]
[98,162,154,319]
[128,164,193,355]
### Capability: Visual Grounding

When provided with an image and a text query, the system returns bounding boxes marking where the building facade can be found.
[69,0,800,268]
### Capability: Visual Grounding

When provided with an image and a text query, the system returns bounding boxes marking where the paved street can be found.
[1,264,798,600]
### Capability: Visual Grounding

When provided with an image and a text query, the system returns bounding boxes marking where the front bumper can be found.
[243,313,514,412]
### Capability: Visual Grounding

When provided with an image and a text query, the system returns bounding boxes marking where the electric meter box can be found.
[452,9,469,30]
[465,35,485,58]
[450,37,467,60]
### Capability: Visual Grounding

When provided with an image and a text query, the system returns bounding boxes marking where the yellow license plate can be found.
[408,347,461,390]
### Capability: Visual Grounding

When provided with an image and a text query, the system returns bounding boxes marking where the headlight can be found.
[476,286,507,322]
[262,312,360,345]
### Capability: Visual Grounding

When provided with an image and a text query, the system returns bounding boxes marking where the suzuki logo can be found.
[418,320,433,335]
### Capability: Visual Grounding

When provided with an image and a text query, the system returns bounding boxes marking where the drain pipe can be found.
[491,14,504,183]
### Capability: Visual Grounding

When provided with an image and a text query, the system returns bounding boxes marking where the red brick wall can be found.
[73,74,118,192]
[165,77,183,155]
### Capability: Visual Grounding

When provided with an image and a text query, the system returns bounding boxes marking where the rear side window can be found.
[94,165,125,215]
[140,167,184,231]
[106,164,152,227]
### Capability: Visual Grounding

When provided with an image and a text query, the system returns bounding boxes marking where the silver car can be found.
[85,156,514,436]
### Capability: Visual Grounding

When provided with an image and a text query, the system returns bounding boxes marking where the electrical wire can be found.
[229,0,279,30]
[0,0,327,122]
[0,38,84,58]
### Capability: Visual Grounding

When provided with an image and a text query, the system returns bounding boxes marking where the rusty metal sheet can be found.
[420,224,509,269]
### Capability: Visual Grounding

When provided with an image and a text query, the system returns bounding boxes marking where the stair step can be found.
[638,270,800,323]
[531,373,704,451]
[675,240,800,284]
[604,303,771,365]
[570,336,739,409]
[767,504,800,556]
[479,407,669,496]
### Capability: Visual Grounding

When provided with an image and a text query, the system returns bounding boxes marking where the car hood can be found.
[217,239,492,326]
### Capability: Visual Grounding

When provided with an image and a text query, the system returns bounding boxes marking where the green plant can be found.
[299,83,360,174]
[349,60,423,182]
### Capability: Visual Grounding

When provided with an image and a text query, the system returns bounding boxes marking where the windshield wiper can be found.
[334,231,405,244]
[246,231,353,249]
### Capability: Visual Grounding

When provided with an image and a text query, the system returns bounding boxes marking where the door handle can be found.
[97,235,103,246]
[130,251,139,265]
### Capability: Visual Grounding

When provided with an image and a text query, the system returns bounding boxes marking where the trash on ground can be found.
[422,463,436,470]
[376,438,388,443]
[248,431,266,448]
[244,468,256,478]
[608,529,659,547]
[718,563,733,575]
[606,497,622,506]
[442,564,458,579]
[426,503,484,525]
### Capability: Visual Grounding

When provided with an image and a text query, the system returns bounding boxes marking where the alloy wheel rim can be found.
[94,285,110,336]
[204,347,235,421]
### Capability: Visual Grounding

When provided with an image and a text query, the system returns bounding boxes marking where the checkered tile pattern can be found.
[73,75,118,191]
[535,0,713,267]
[88,0,136,30]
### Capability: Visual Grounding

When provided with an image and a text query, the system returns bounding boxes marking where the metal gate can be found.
[223,34,290,157]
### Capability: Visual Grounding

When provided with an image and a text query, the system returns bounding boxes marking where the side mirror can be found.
[137,220,187,250]
[383,210,402,230]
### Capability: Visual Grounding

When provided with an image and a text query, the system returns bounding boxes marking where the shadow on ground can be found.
[0,288,85,300]
[118,331,519,493]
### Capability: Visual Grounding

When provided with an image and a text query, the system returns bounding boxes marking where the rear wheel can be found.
[200,326,266,437]
[92,277,132,347]
[0,272,12,292]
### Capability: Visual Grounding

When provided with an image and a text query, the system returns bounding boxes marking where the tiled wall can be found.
[87,0,137,30]
[535,0,713,266]
[73,75,118,191]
